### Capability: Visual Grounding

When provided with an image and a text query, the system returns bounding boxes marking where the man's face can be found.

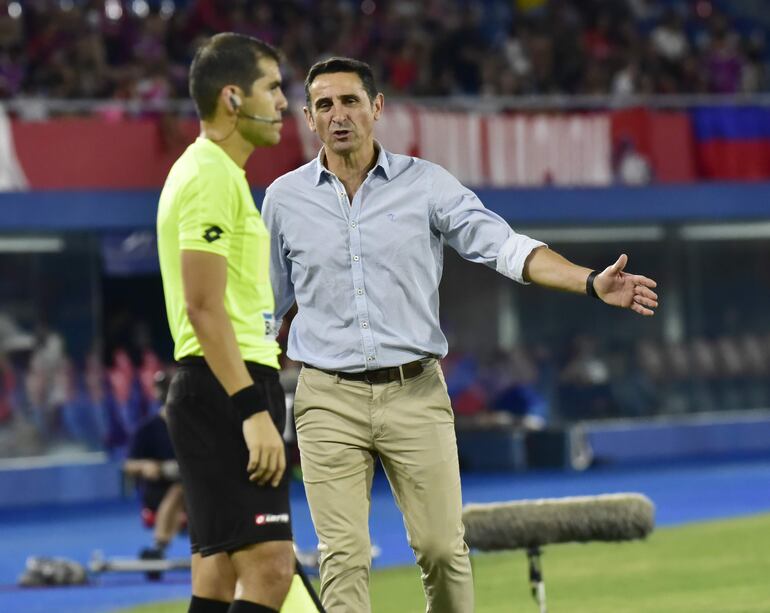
[237,57,287,147]
[304,72,383,156]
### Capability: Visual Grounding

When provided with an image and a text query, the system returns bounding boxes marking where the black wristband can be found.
[230,384,266,421]
[586,270,601,300]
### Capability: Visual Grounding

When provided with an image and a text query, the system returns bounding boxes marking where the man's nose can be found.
[276,90,288,112]
[330,101,348,121]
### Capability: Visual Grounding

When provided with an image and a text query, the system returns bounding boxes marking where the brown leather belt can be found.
[303,360,425,384]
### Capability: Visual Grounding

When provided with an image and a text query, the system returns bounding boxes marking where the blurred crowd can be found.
[1,0,768,104]
[4,307,770,457]
[442,331,770,426]
[0,317,168,457]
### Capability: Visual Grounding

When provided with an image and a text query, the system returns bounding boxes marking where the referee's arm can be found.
[182,250,252,392]
[181,249,286,487]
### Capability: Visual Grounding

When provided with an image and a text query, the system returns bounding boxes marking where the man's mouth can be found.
[332,129,352,139]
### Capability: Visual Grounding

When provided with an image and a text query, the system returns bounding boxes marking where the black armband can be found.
[230,384,266,421]
[586,270,601,300]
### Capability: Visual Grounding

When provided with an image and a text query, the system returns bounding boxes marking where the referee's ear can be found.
[216,85,241,118]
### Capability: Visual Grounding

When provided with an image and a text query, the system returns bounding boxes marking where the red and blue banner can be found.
[691,107,770,181]
[4,105,770,191]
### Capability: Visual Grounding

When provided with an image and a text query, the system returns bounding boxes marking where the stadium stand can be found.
[1,0,768,102]
[2,9,770,613]
[1,0,770,466]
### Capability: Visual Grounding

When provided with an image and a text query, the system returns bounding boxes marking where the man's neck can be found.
[200,121,253,168]
[324,143,378,199]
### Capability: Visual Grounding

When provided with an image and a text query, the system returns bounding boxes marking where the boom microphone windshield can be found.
[463,493,655,551]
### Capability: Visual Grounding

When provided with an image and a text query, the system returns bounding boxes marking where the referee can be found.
[157,34,293,613]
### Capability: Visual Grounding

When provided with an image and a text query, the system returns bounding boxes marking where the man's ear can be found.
[221,86,241,115]
[372,93,384,122]
[303,106,316,132]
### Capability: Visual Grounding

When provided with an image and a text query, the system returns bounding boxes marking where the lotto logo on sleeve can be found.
[255,513,290,526]
[203,225,224,243]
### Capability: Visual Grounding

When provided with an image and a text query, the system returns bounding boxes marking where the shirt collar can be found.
[197,137,245,176]
[313,141,391,186]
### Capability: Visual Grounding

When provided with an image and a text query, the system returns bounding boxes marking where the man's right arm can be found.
[181,249,285,487]
[261,189,295,321]
[123,459,162,481]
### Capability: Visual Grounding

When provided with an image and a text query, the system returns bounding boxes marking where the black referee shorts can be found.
[165,356,292,557]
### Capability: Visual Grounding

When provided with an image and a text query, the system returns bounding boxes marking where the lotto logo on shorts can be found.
[255,513,290,526]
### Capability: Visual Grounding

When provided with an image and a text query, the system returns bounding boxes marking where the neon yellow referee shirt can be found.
[157,137,280,368]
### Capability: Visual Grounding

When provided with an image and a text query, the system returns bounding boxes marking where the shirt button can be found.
[350,221,357,228]
[353,255,360,262]
[361,321,369,328]
[356,289,363,295]
[367,356,375,361]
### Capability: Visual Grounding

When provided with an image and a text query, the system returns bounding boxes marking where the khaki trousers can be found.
[293,360,474,613]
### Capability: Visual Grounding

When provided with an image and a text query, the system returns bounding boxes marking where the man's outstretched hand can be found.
[594,254,658,316]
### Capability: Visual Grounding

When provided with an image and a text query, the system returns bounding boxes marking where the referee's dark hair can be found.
[189,33,281,120]
[305,57,379,107]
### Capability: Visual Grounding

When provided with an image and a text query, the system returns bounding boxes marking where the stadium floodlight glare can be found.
[463,493,655,613]
[132,0,149,18]
[0,237,64,253]
[159,0,175,18]
[105,0,122,21]
[517,225,664,244]
[679,221,770,241]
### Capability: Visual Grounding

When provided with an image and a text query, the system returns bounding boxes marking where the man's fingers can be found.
[634,288,658,308]
[610,253,628,273]
[631,289,656,315]
[632,302,655,316]
[635,285,658,300]
[271,451,287,488]
[248,448,267,482]
[248,446,286,487]
[257,450,279,486]
[633,275,657,289]
[634,294,658,309]
[247,453,257,475]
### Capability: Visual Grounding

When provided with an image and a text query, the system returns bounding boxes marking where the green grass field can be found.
[121,513,770,613]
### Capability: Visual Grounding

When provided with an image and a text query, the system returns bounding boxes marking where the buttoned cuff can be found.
[496,234,547,284]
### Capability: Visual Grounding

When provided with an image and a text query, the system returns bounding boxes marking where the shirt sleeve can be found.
[178,162,235,258]
[261,187,296,320]
[428,164,546,284]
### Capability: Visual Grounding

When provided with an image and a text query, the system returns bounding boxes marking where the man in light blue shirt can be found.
[262,57,658,613]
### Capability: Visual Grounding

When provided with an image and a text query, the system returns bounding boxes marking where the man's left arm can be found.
[429,165,544,284]
[430,165,658,316]
[523,247,658,316]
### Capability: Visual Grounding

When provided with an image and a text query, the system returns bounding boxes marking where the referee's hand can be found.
[242,412,286,487]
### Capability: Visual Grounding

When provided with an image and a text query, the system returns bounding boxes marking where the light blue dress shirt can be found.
[261,145,545,372]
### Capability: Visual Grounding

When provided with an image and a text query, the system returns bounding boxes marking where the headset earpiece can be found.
[229,93,241,111]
